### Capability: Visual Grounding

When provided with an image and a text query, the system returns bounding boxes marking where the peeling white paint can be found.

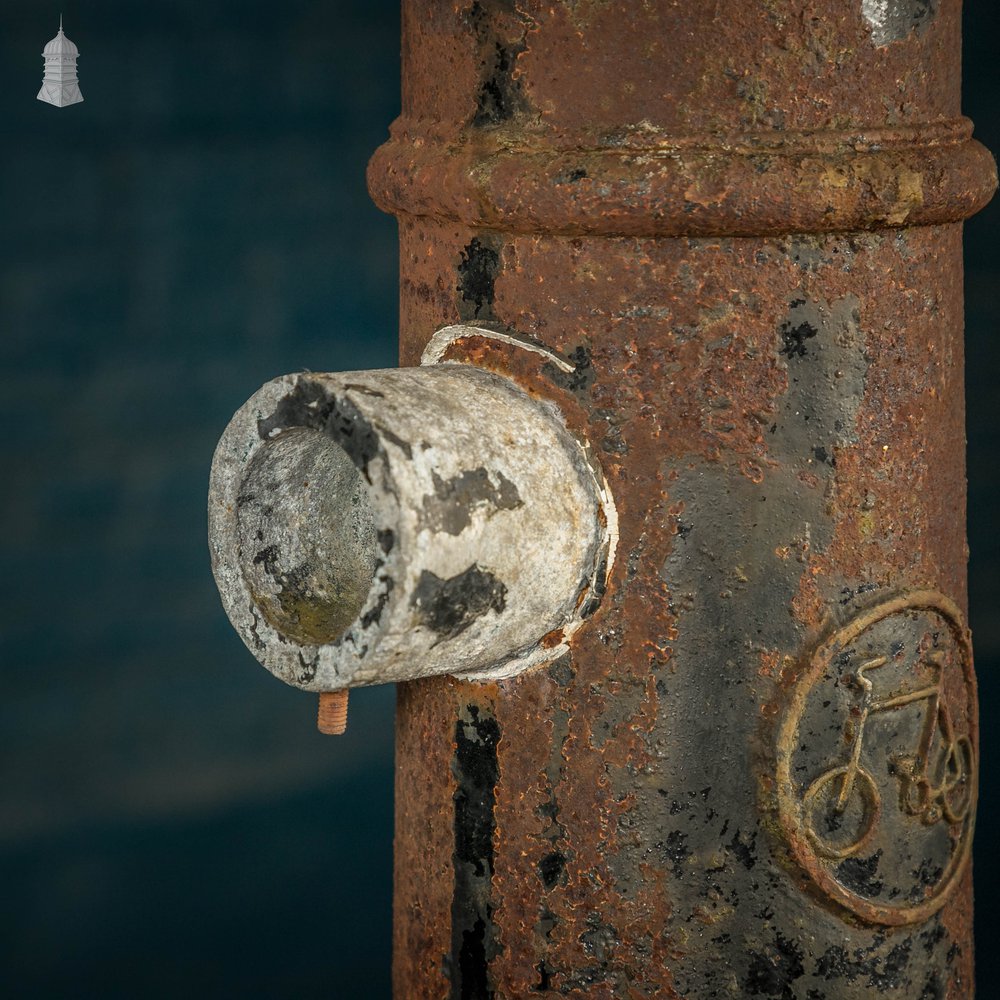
[862,0,936,47]
[862,0,891,36]
[422,323,576,373]
[422,325,619,681]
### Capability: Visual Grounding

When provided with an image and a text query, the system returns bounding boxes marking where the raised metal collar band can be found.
[369,116,996,237]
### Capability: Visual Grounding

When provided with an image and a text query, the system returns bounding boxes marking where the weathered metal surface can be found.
[209,364,609,691]
[374,1,995,997]
[369,118,994,238]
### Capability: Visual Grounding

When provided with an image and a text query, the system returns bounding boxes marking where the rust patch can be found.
[383,0,990,995]
[369,121,996,238]
[540,628,565,650]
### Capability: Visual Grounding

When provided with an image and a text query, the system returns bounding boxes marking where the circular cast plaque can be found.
[776,591,977,925]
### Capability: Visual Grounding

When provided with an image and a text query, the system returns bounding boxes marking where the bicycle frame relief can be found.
[777,591,978,928]
[804,644,975,862]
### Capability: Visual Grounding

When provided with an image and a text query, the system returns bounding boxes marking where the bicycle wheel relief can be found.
[776,591,977,925]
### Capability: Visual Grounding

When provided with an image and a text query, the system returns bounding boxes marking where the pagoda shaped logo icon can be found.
[37,16,84,108]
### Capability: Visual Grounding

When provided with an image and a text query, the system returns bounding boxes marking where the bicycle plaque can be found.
[775,591,977,925]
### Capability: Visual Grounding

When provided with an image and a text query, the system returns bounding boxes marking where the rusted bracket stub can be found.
[421,323,619,678]
[209,359,611,691]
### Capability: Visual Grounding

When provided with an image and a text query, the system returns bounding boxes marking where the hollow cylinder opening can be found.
[235,427,379,646]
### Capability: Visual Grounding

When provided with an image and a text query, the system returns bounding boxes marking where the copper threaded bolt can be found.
[317,691,349,735]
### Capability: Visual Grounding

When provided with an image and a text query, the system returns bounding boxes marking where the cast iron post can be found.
[368,1,996,996]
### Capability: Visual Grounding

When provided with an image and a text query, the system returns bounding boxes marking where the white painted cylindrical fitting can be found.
[209,362,610,691]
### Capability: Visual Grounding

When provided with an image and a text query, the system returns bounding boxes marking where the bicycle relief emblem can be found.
[776,592,977,925]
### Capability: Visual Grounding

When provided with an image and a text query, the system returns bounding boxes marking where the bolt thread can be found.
[317,691,349,735]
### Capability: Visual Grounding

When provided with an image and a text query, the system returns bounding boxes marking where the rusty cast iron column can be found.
[369,1,996,997]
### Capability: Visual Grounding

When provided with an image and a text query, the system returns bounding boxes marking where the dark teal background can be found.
[2,2,398,996]
[1,2,999,997]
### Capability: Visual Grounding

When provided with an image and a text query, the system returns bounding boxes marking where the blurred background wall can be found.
[1,2,398,996]
[0,1,998,996]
